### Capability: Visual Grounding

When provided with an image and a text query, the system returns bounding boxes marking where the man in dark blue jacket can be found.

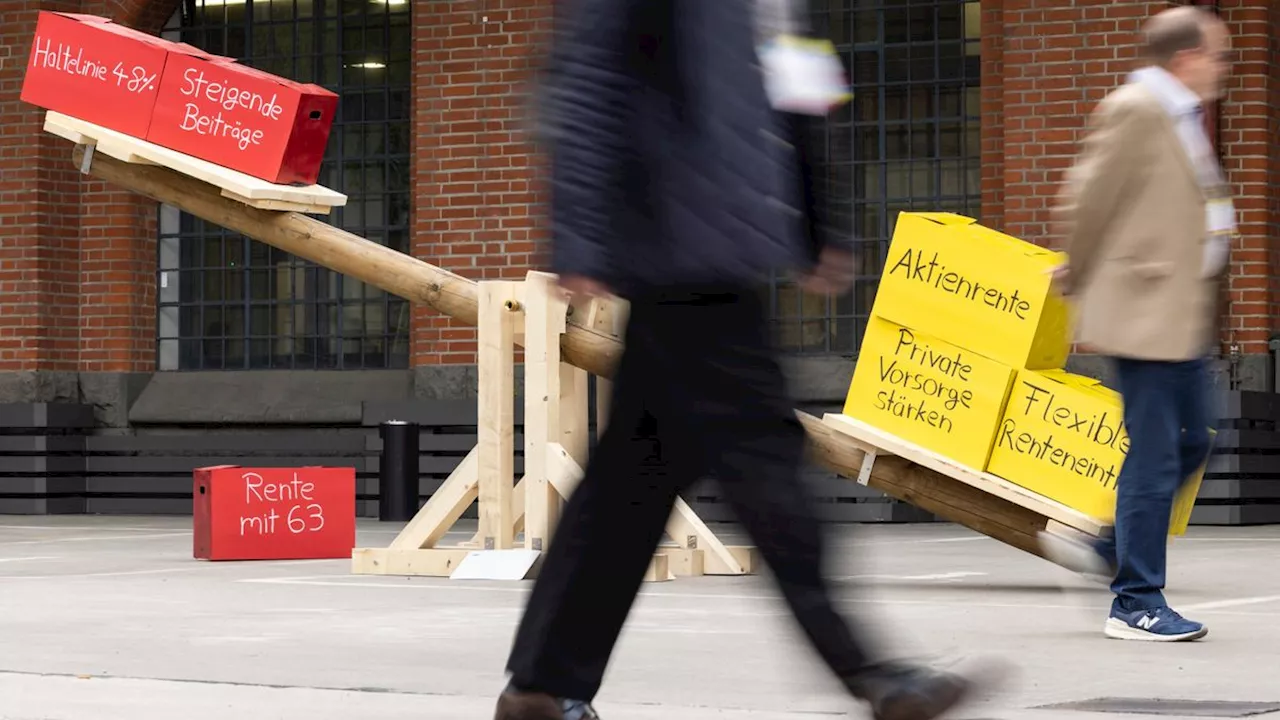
[496,2,995,719]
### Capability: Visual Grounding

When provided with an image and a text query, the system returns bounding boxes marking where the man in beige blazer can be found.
[1045,6,1233,642]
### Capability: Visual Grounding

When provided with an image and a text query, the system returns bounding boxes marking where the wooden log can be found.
[69,145,624,380]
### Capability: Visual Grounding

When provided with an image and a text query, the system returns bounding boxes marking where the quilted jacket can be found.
[542,0,836,298]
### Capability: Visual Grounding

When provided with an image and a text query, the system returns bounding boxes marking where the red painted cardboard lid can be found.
[190,56,339,97]
[42,11,233,60]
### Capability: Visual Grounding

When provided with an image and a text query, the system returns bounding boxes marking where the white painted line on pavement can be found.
[0,532,190,545]
[0,556,61,563]
[1180,594,1280,611]
[0,524,180,532]
[0,566,206,580]
[832,572,987,582]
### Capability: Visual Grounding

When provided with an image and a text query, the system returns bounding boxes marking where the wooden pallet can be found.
[42,111,346,215]
[800,411,1105,562]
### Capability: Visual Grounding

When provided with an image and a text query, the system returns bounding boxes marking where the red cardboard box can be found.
[147,53,338,186]
[193,465,356,561]
[20,11,222,139]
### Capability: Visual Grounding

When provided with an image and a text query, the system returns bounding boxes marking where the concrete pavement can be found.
[0,516,1277,719]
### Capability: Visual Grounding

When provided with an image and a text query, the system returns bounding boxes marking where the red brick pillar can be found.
[1215,0,1279,361]
[411,0,554,368]
[0,0,84,374]
[0,0,177,384]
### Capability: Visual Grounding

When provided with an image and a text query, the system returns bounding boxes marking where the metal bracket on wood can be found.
[857,448,877,486]
[78,143,96,175]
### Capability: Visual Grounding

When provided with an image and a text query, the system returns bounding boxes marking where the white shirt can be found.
[1127,66,1233,278]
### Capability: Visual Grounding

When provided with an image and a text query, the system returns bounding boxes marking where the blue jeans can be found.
[1094,357,1214,613]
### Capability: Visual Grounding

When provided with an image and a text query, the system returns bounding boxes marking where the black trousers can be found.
[505,284,876,700]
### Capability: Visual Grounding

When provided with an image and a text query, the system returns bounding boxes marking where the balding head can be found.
[1142,7,1216,65]
[1141,6,1231,101]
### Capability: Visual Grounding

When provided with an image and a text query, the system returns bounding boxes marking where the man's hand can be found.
[799,247,855,296]
[1046,262,1073,297]
[557,274,613,300]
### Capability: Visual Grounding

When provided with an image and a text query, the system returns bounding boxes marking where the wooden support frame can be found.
[351,271,757,581]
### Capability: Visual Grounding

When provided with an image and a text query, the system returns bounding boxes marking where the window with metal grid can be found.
[770,0,982,355]
[156,0,411,370]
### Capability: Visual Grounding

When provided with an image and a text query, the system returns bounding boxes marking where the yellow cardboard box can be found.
[871,212,1072,370]
[843,316,1015,471]
[987,369,1205,535]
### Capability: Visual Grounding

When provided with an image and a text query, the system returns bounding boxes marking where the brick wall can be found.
[411,0,553,367]
[0,0,177,375]
[981,0,1280,357]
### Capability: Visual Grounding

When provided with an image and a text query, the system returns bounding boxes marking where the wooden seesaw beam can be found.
[67,144,1096,568]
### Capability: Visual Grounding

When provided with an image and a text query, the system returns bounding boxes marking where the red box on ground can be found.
[193,465,356,561]
[147,53,338,186]
[20,11,219,138]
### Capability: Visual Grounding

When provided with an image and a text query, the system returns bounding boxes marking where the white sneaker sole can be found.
[1103,617,1209,642]
[1037,531,1112,584]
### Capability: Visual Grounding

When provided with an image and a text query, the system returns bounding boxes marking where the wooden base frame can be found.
[350,271,758,582]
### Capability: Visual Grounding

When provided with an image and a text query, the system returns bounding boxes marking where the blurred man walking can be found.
[1046,5,1233,642]
[495,1,996,718]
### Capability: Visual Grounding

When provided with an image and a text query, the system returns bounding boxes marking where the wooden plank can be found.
[1189,503,1280,526]
[798,411,1075,560]
[45,111,346,208]
[523,271,562,552]
[476,282,520,551]
[1207,454,1280,475]
[666,497,747,575]
[0,455,85,473]
[219,188,333,215]
[0,497,84,514]
[85,456,362,473]
[1221,390,1280,423]
[87,431,366,454]
[1195,478,1280,500]
[351,547,473,576]
[361,400,521,427]
[85,496,193,515]
[0,403,96,428]
[819,413,1103,536]
[385,447,481,551]
[1210,429,1280,450]
[366,455,521,476]
[366,433,499,453]
[0,435,84,453]
[0,477,85,495]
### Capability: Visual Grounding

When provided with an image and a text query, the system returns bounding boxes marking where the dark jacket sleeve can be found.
[543,0,643,282]
[782,109,853,267]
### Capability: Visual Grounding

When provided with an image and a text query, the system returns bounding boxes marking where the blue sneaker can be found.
[1104,606,1208,642]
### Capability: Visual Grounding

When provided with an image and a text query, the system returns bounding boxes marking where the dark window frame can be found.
[156,0,412,371]
[769,0,983,357]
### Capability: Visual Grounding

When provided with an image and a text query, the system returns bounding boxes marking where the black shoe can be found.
[846,663,983,720]
[495,689,564,720]
[494,688,600,720]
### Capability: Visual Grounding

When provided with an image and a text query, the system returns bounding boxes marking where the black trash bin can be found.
[379,420,420,522]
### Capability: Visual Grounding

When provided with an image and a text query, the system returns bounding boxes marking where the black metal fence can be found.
[1,392,1276,526]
